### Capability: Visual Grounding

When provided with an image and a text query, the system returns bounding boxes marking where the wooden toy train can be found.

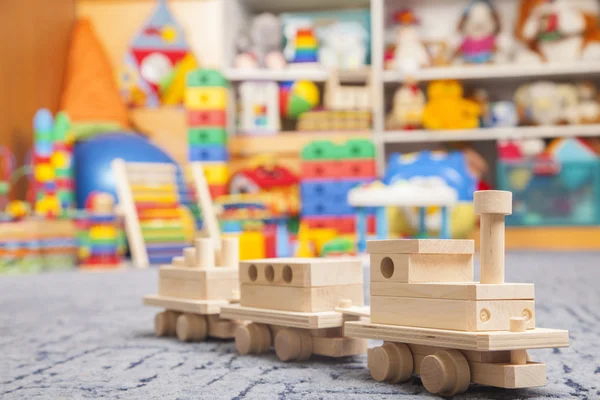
[143,190,569,397]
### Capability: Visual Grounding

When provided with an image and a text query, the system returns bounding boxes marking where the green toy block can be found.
[340,139,375,159]
[301,141,337,160]
[188,128,227,145]
[187,69,229,88]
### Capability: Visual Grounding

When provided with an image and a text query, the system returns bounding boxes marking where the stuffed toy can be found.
[515,0,600,63]
[235,13,286,69]
[514,81,580,125]
[319,22,368,70]
[386,80,426,129]
[422,80,482,130]
[577,81,600,123]
[452,0,510,64]
[390,10,431,72]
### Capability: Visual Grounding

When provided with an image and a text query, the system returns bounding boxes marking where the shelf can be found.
[224,67,369,83]
[381,125,600,144]
[382,62,600,83]
[241,0,370,13]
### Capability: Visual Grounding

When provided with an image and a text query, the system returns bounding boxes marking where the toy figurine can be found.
[390,10,431,72]
[516,0,600,63]
[386,80,425,129]
[319,22,368,70]
[515,82,580,126]
[486,101,519,128]
[453,0,505,64]
[422,80,481,130]
[577,81,600,123]
[235,13,286,69]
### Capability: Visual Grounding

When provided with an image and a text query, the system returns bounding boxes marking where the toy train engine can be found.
[341,190,569,396]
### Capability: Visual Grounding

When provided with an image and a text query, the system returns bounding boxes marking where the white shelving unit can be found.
[222,0,600,175]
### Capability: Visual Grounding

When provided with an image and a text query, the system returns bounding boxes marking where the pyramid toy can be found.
[60,19,129,128]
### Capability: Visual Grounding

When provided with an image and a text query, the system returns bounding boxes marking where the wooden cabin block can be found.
[370,296,535,332]
[159,266,238,281]
[240,283,364,313]
[159,276,239,301]
[367,239,474,255]
[370,282,534,300]
[370,253,474,283]
[239,258,363,287]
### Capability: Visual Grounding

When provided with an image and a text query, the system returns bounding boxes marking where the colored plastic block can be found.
[302,199,353,216]
[302,216,338,230]
[187,110,226,126]
[300,180,342,199]
[203,163,229,185]
[188,128,227,145]
[188,145,228,162]
[186,69,229,88]
[301,140,337,160]
[339,138,375,159]
[301,161,338,179]
[185,87,227,109]
[208,184,228,198]
[337,159,376,178]
[148,255,178,265]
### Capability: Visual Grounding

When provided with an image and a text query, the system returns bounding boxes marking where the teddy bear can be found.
[318,21,367,70]
[235,13,286,69]
[515,0,600,63]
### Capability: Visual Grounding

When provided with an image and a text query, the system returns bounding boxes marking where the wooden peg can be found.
[195,238,214,269]
[183,247,197,267]
[510,317,528,365]
[474,190,512,285]
[219,237,239,267]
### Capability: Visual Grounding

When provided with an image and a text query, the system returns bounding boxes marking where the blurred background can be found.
[1,0,600,273]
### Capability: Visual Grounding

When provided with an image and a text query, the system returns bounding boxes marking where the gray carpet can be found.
[1,252,599,399]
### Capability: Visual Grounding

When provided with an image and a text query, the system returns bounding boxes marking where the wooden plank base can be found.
[220,304,344,329]
[143,294,230,315]
[344,319,568,351]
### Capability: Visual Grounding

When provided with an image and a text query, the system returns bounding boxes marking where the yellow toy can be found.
[422,80,481,130]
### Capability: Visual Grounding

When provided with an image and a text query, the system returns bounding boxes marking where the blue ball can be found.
[74,133,176,207]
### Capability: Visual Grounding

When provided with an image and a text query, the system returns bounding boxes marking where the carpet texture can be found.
[1,252,599,399]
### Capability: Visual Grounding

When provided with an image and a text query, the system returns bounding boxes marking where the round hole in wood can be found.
[282,265,293,283]
[522,309,533,321]
[248,264,258,281]
[265,265,275,282]
[380,257,394,279]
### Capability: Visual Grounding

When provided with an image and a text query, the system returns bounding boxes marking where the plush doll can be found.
[319,22,368,70]
[577,81,600,123]
[515,81,579,126]
[453,0,504,64]
[386,80,426,129]
[390,10,431,72]
[515,0,600,63]
[422,80,482,130]
[235,13,286,69]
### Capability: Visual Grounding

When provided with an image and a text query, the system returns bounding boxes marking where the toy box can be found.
[498,159,600,226]
[280,9,371,69]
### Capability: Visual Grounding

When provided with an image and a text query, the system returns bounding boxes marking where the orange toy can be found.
[60,19,129,128]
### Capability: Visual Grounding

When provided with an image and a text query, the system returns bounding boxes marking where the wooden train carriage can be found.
[339,191,569,396]
[143,237,243,342]
[220,258,368,361]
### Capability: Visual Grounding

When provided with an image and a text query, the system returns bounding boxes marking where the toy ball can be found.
[74,133,176,207]
[6,200,31,219]
[280,81,319,118]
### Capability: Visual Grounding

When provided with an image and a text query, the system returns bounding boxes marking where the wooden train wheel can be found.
[368,342,413,383]
[175,313,208,342]
[155,310,179,337]
[274,328,313,362]
[420,350,470,397]
[235,323,271,355]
